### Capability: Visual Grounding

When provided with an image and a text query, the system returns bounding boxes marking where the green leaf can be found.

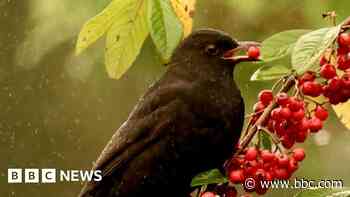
[105,0,149,79]
[259,131,272,150]
[250,64,291,81]
[261,29,310,62]
[191,169,228,187]
[148,0,183,61]
[294,188,350,197]
[76,0,129,55]
[292,26,341,74]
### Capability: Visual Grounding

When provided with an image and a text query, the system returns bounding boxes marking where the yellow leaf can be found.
[170,0,196,37]
[76,0,125,55]
[333,101,350,129]
[105,0,149,79]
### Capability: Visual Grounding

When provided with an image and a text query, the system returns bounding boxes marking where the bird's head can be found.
[172,29,260,72]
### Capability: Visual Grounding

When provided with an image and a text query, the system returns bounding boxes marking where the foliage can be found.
[105,0,149,79]
[76,0,195,79]
[292,26,341,74]
[170,0,196,37]
[261,29,310,62]
[190,169,228,187]
[148,0,183,61]
[251,64,290,81]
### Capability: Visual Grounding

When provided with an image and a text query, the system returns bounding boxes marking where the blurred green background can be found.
[1,0,350,196]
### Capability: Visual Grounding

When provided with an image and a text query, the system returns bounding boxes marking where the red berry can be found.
[301,81,322,97]
[271,108,282,121]
[288,97,303,112]
[320,64,337,79]
[229,169,244,184]
[201,192,216,197]
[315,106,329,121]
[281,136,295,149]
[275,121,287,137]
[295,130,308,143]
[338,33,350,48]
[277,154,289,167]
[261,150,275,162]
[280,107,292,119]
[286,125,297,135]
[329,94,342,105]
[319,55,328,66]
[265,171,274,181]
[276,92,290,106]
[328,77,343,92]
[292,148,306,161]
[298,71,316,85]
[253,101,265,113]
[274,168,289,180]
[292,109,305,121]
[337,54,350,70]
[287,158,299,173]
[245,161,258,176]
[338,46,349,55]
[226,158,244,172]
[255,169,266,178]
[274,120,288,137]
[298,118,310,131]
[309,117,323,132]
[259,90,273,105]
[245,147,258,161]
[247,46,260,59]
[267,119,274,132]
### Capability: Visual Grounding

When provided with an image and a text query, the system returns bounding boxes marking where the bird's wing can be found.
[79,79,192,197]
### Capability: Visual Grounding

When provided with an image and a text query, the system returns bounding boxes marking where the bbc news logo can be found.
[7,168,102,183]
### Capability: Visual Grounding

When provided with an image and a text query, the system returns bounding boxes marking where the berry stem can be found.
[259,127,281,145]
[235,76,296,156]
[259,127,285,153]
[304,97,328,106]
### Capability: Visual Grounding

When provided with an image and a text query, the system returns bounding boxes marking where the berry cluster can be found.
[199,31,350,196]
[253,90,328,149]
[225,148,305,195]
[300,32,350,105]
[225,87,328,197]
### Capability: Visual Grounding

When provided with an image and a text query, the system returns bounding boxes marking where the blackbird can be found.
[79,29,259,197]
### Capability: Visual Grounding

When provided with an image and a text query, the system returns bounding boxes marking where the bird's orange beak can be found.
[223,41,261,64]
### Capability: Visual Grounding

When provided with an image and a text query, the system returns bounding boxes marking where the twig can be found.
[304,97,327,106]
[271,76,285,92]
[244,110,263,119]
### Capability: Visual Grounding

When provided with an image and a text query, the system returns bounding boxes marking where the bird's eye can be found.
[205,44,219,56]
